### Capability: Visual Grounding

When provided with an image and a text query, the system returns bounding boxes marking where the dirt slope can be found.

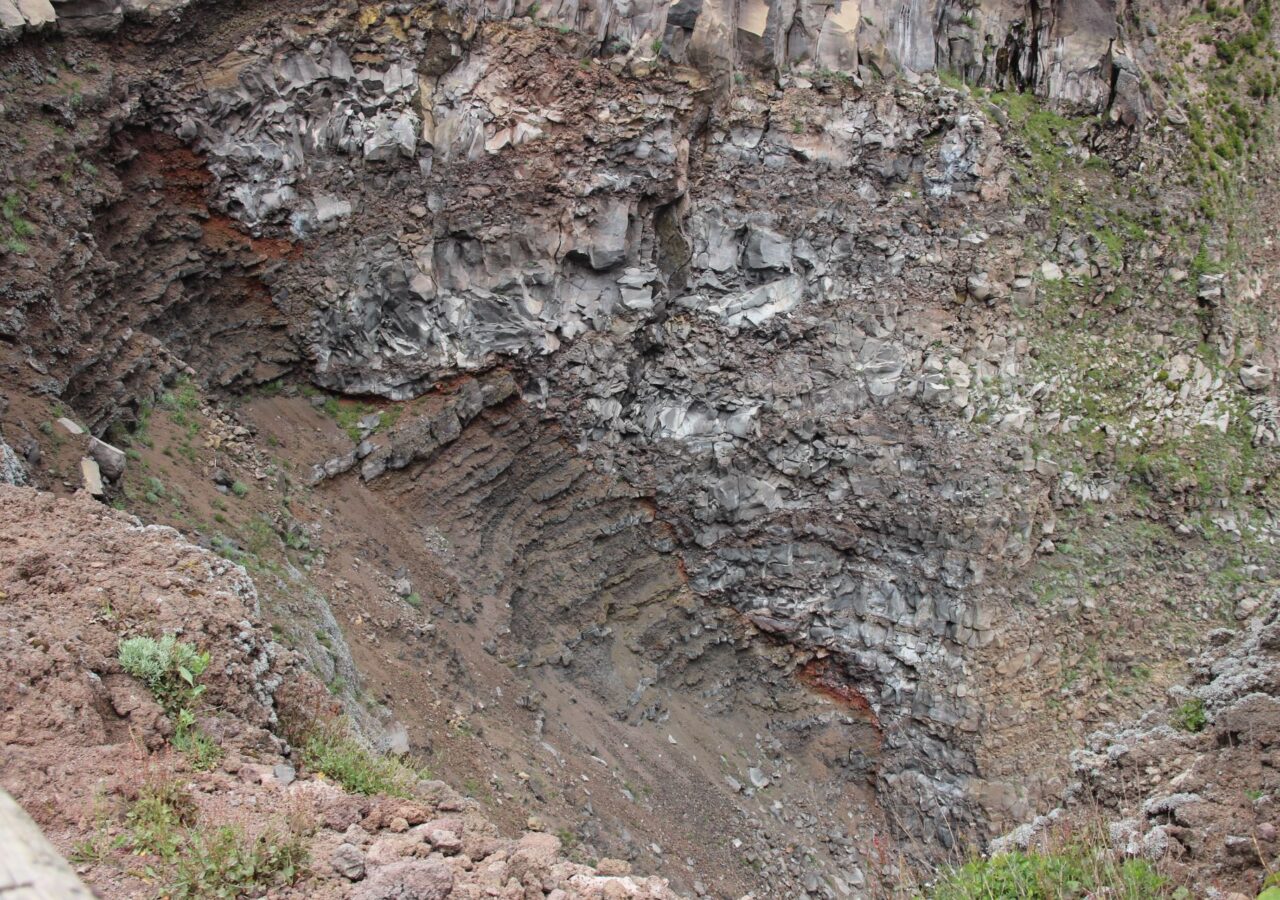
[0,484,679,900]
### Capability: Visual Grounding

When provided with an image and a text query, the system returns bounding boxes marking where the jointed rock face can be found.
[1,0,1279,896]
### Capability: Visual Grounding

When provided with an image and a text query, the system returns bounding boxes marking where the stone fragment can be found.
[1236,596,1262,620]
[425,828,461,854]
[1040,261,1063,281]
[1240,362,1273,392]
[52,0,123,32]
[331,842,366,881]
[80,458,104,497]
[0,0,26,33]
[581,201,630,271]
[595,859,631,876]
[351,859,453,900]
[56,417,84,436]
[15,0,53,27]
[88,437,126,481]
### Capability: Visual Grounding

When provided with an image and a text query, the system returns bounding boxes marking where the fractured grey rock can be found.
[88,437,126,481]
[744,226,793,271]
[331,842,367,881]
[0,437,27,486]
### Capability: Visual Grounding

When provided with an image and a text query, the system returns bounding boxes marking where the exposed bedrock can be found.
[0,0,1166,861]
[1,122,300,432]
[4,0,1153,125]
[349,377,893,887]
[121,4,1038,844]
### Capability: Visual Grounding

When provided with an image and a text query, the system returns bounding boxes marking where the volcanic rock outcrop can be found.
[2,0,1279,895]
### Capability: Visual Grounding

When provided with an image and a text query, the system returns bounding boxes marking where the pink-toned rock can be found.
[351,859,454,900]
[507,832,562,881]
[425,828,462,854]
[367,832,422,866]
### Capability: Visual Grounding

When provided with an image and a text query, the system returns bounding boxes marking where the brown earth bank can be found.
[0,484,680,900]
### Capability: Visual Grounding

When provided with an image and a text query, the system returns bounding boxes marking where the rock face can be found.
[997,596,1280,896]
[2,0,1279,893]
[0,433,26,486]
[4,0,1151,125]
[130,5,1019,844]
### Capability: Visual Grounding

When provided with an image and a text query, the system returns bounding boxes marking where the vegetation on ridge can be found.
[118,634,222,770]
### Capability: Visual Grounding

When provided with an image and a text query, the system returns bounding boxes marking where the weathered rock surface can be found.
[0,485,681,900]
[2,0,1279,893]
[999,595,1280,896]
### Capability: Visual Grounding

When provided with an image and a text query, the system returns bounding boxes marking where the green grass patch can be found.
[320,396,379,443]
[927,845,1173,898]
[2,191,34,254]
[1172,697,1207,732]
[120,777,308,898]
[302,722,426,797]
[168,824,308,899]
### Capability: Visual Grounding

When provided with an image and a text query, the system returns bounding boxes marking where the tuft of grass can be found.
[167,824,308,899]
[231,480,249,498]
[172,708,223,772]
[301,722,424,797]
[1172,697,1207,732]
[161,377,200,414]
[124,779,197,860]
[928,845,1172,898]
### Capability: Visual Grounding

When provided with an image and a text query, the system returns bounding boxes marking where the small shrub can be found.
[167,824,308,899]
[651,37,663,56]
[118,635,221,768]
[231,480,249,498]
[118,635,209,715]
[1172,697,1207,732]
[302,722,422,797]
[124,779,197,860]
[405,592,422,609]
